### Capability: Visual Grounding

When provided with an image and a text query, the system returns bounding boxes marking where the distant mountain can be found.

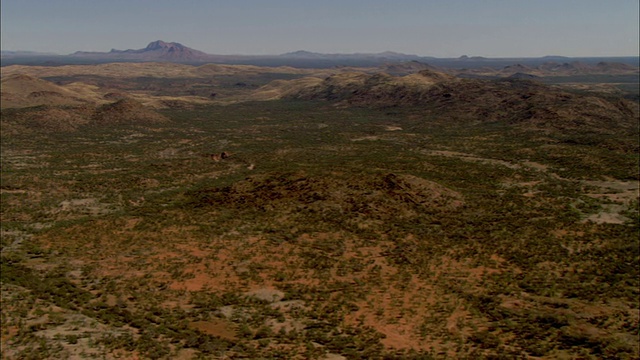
[457,55,488,61]
[1,50,59,56]
[72,40,212,62]
[63,42,435,67]
[540,55,572,61]
[280,50,326,59]
[2,41,639,69]
[278,50,425,61]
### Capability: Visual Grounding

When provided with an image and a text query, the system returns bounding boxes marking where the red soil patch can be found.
[189,319,237,341]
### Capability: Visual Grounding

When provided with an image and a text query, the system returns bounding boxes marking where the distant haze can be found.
[1,0,638,57]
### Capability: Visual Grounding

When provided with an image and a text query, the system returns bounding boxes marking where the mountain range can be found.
[66,41,436,65]
[2,40,639,69]
[73,40,211,62]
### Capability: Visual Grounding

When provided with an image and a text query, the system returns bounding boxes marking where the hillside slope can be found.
[0,74,93,108]
[264,71,638,136]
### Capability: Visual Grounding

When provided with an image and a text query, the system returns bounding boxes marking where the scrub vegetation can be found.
[1,65,638,359]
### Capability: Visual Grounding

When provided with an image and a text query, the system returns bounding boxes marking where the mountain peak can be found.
[70,40,210,62]
[145,40,186,51]
[140,40,209,60]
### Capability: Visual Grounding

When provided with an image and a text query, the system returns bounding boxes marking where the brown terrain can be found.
[0,74,92,108]
[452,61,638,78]
[379,60,639,77]
[262,70,638,138]
[1,59,639,359]
[0,74,170,134]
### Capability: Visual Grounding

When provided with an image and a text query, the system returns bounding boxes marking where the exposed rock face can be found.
[145,40,176,51]
[139,40,209,61]
[210,152,231,162]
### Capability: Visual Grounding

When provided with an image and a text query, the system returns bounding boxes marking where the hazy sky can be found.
[2,0,638,57]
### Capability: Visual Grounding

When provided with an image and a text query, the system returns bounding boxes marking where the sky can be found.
[1,0,639,57]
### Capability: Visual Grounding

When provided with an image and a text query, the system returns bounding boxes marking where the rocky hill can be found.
[378,61,446,75]
[91,98,169,125]
[462,61,640,77]
[374,60,639,77]
[1,98,169,134]
[0,106,92,134]
[0,74,91,108]
[269,70,638,137]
